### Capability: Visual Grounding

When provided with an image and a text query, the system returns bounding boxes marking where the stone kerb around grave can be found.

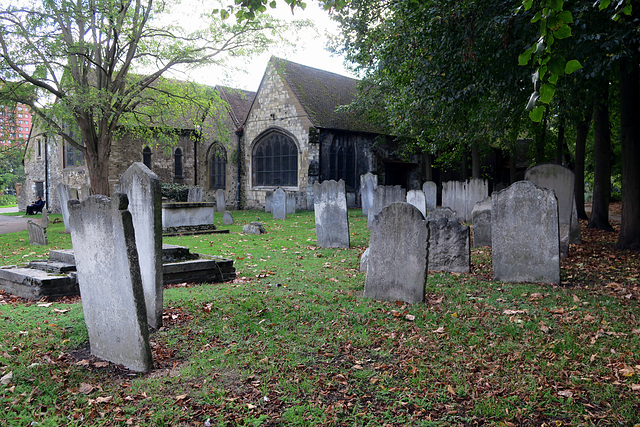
[68,194,153,372]
[116,162,163,330]
[491,181,560,285]
[313,179,350,248]
[364,202,429,303]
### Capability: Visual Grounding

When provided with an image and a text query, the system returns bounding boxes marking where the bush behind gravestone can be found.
[160,183,189,202]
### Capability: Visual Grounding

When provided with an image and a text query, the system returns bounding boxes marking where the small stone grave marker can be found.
[313,180,350,248]
[364,203,429,303]
[272,188,286,220]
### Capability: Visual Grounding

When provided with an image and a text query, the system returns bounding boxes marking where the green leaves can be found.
[564,59,582,74]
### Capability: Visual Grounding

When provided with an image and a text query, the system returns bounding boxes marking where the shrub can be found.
[160,182,189,202]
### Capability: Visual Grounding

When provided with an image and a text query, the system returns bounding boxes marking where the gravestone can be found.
[68,194,153,372]
[360,247,370,273]
[471,197,492,247]
[346,192,357,209]
[360,173,377,217]
[423,181,437,211]
[57,183,72,232]
[368,185,406,228]
[286,192,296,215]
[223,210,234,225]
[27,220,47,245]
[216,189,226,212]
[243,222,266,235]
[187,186,204,202]
[364,203,429,303]
[426,207,458,223]
[407,190,427,218]
[441,179,488,223]
[491,181,560,285]
[525,164,581,257]
[272,188,286,220]
[40,208,50,228]
[265,191,273,213]
[116,162,163,330]
[428,217,470,273]
[79,185,91,201]
[313,180,350,248]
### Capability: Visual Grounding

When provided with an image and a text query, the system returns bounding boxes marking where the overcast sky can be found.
[165,0,356,92]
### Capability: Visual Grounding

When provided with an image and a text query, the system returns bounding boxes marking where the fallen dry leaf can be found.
[558,390,573,398]
[79,383,95,394]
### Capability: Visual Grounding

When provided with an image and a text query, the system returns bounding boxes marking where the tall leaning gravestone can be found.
[525,163,581,257]
[364,203,429,303]
[57,183,72,232]
[492,181,560,285]
[68,194,153,372]
[115,162,163,330]
[360,172,377,217]
[313,180,350,248]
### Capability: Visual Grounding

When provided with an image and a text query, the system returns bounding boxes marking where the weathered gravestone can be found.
[426,207,458,223]
[68,194,153,372]
[216,189,226,212]
[57,183,72,232]
[491,181,560,285]
[286,192,296,215]
[428,217,470,273]
[272,188,286,220]
[471,197,492,247]
[407,189,427,218]
[243,221,266,235]
[441,179,488,223]
[265,191,273,213]
[41,208,50,228]
[423,181,437,212]
[27,219,47,246]
[364,203,429,303]
[360,172,377,217]
[223,210,234,225]
[368,185,406,228]
[525,163,581,257]
[187,186,204,202]
[360,247,369,273]
[79,185,91,201]
[115,162,163,330]
[313,180,350,248]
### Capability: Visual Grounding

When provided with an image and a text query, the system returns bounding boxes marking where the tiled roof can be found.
[270,57,381,134]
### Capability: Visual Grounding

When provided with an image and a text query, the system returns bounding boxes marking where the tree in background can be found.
[0,0,297,195]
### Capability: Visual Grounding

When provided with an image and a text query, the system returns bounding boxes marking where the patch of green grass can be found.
[0,209,639,425]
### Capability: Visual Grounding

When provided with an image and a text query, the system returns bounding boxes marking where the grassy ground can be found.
[0,209,639,426]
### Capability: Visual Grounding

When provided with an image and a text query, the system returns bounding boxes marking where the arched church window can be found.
[142,146,152,169]
[329,135,357,190]
[174,148,183,179]
[209,144,226,189]
[252,131,298,187]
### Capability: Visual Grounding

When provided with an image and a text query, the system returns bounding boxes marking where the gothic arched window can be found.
[209,144,226,189]
[142,146,152,169]
[174,147,183,179]
[252,131,298,187]
[329,135,357,190]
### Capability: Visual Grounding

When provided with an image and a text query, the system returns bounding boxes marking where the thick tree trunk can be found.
[587,82,614,232]
[471,141,480,179]
[536,114,547,163]
[617,58,640,250]
[574,114,590,220]
[84,134,113,196]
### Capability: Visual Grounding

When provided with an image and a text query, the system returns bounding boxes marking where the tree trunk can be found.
[574,114,590,220]
[587,82,614,232]
[616,57,640,249]
[556,120,565,164]
[471,141,480,179]
[536,114,547,163]
[83,133,113,196]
